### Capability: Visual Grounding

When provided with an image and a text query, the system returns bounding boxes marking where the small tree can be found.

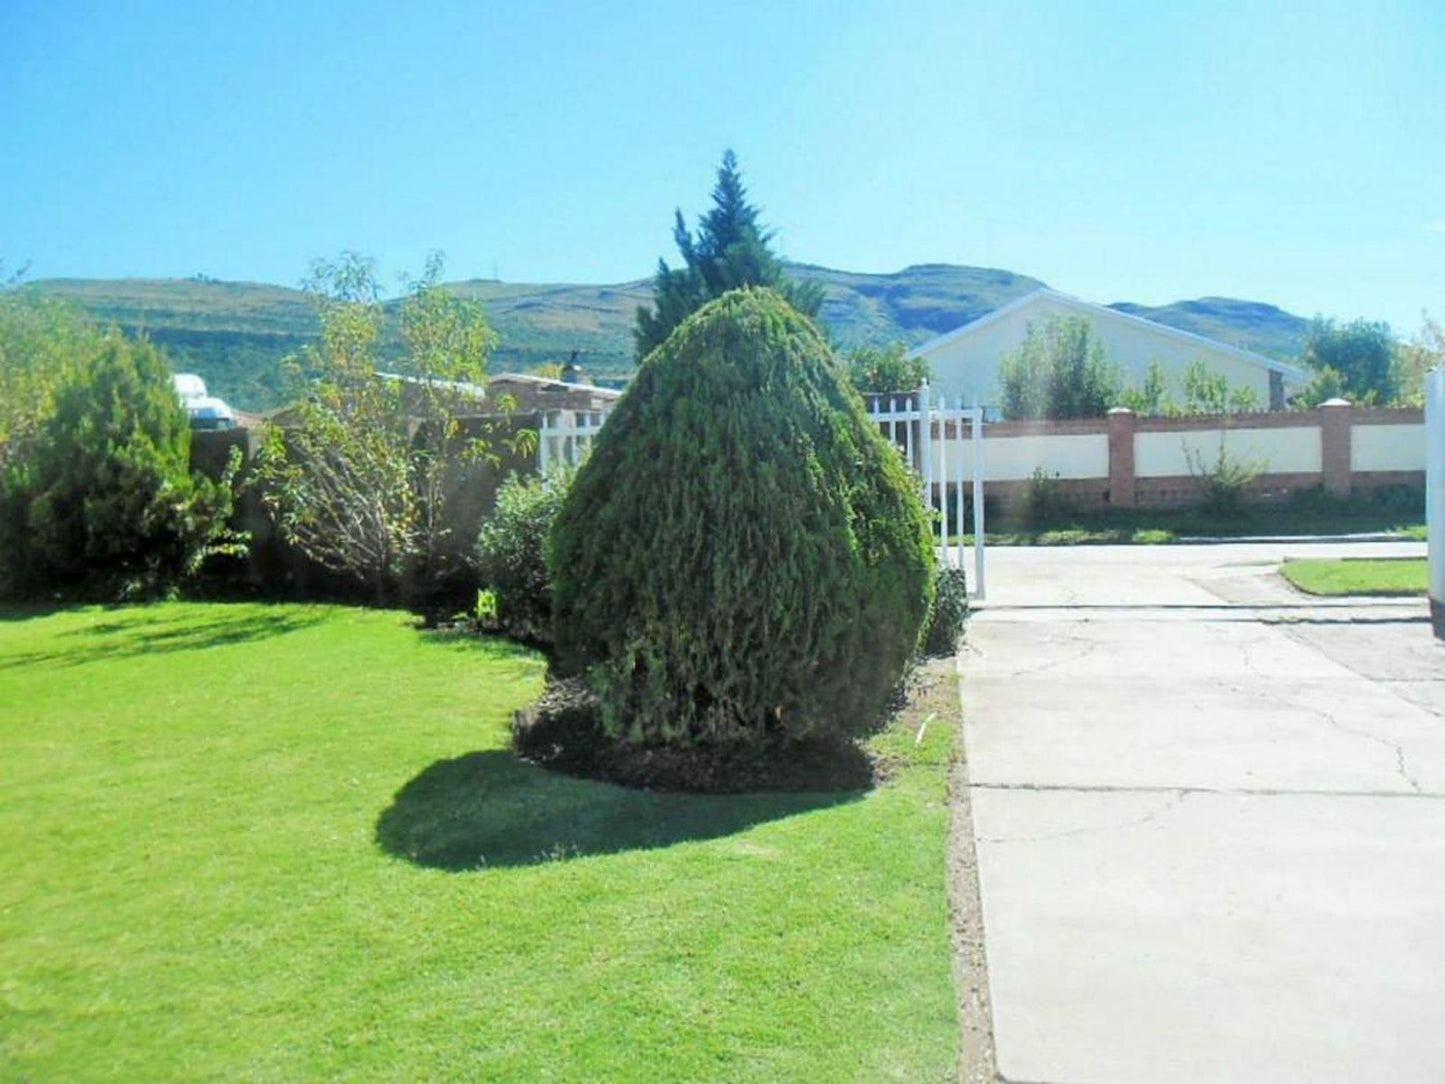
[1298,317,1398,405]
[1180,360,1261,414]
[555,287,934,748]
[1186,437,1264,519]
[1390,314,1442,408]
[0,287,101,475]
[841,341,930,392]
[1119,361,1171,416]
[254,252,528,605]
[634,150,824,360]
[1117,359,1262,416]
[999,315,1122,419]
[0,333,236,600]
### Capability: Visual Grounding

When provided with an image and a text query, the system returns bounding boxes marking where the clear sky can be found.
[2,1,1441,330]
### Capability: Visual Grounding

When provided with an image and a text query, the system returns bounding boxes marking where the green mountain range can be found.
[24,264,1310,411]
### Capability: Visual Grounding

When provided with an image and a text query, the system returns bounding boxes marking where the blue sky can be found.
[2,1,1442,331]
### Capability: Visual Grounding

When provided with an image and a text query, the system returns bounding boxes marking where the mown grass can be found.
[0,603,958,1081]
[1280,558,1429,597]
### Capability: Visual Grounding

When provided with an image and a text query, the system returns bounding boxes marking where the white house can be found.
[907,288,1307,413]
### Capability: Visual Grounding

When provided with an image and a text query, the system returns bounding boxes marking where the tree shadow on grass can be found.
[0,605,330,670]
[375,749,866,871]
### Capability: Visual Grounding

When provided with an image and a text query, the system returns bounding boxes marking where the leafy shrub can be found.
[922,566,969,656]
[474,469,572,643]
[0,291,101,476]
[1186,437,1263,520]
[0,334,238,601]
[552,287,935,748]
[842,341,930,392]
[1017,467,1071,525]
[999,315,1122,420]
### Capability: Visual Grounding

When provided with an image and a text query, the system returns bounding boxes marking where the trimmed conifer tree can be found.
[552,287,934,748]
[0,334,235,600]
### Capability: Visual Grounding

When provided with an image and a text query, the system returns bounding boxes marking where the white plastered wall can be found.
[949,432,1109,482]
[1135,427,1321,478]
[1351,424,1425,472]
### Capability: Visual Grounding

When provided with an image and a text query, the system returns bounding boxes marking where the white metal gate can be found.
[537,382,987,598]
[865,385,986,600]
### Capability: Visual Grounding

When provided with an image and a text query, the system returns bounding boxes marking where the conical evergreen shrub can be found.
[551,287,934,748]
[0,335,235,600]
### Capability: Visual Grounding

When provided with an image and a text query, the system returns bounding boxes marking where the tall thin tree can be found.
[634,150,824,359]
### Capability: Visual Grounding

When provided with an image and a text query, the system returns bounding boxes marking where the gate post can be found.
[1428,369,1445,639]
[970,408,986,602]
[918,382,933,506]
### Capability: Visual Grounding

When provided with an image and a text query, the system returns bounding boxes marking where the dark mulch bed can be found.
[512,678,890,794]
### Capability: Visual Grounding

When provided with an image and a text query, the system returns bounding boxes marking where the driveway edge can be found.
[950,648,999,1083]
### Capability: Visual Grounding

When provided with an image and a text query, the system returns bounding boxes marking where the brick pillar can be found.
[1319,398,1353,498]
[1107,407,1136,508]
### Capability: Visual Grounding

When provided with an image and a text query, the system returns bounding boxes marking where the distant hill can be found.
[1108,297,1309,361]
[24,266,1310,411]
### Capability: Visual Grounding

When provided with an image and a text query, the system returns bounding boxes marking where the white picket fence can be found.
[867,386,987,599]
[537,382,987,599]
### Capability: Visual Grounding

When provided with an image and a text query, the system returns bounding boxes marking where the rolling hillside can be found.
[24,265,1309,411]
[1109,297,1309,361]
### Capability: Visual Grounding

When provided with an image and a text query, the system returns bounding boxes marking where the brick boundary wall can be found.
[942,404,1426,512]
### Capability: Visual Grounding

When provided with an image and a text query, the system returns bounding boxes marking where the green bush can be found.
[922,566,969,656]
[0,334,237,601]
[474,469,572,642]
[1016,466,1071,526]
[551,287,935,748]
[1186,437,1263,521]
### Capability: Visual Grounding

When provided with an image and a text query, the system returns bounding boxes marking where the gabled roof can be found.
[376,370,624,400]
[376,370,488,398]
[908,288,1307,382]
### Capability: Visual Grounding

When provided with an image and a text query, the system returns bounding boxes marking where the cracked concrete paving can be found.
[958,540,1445,1083]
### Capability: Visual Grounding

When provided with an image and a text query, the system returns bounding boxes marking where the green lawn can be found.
[0,603,958,1081]
[1280,558,1430,597]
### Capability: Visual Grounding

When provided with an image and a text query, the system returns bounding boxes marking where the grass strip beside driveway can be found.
[1281,557,1429,597]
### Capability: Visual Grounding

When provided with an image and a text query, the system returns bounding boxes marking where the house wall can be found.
[916,294,1292,410]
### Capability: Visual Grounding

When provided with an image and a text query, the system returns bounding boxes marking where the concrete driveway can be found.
[958,541,1445,1083]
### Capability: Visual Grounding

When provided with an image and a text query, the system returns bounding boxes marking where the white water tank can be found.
[173,373,208,404]
[173,374,237,430]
